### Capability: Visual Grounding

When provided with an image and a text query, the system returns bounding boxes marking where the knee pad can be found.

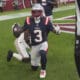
[31,66,39,71]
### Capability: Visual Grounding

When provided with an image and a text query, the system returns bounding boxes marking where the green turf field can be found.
[0,4,79,80]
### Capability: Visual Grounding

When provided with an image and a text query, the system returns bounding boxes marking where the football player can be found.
[18,4,60,78]
[7,23,31,63]
[75,0,80,78]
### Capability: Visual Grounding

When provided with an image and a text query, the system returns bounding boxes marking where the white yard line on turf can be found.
[60,25,75,29]
[61,30,75,34]
[0,12,31,21]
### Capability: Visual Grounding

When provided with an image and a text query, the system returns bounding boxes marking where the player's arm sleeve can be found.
[47,20,56,33]
[47,20,61,34]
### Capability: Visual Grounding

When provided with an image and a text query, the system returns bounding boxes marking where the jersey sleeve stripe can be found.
[45,17,49,25]
[26,17,30,25]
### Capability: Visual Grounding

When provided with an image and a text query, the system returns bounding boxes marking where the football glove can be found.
[12,23,21,38]
[54,25,61,34]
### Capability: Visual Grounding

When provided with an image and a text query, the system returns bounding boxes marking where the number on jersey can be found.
[34,30,42,42]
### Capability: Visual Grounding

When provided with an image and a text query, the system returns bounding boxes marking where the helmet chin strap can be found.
[34,17,40,24]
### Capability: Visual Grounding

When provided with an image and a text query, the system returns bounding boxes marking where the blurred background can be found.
[0,0,75,12]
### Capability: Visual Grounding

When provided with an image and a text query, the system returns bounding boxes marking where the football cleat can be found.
[40,70,46,78]
[7,50,13,62]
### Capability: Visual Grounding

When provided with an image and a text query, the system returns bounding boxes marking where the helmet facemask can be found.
[32,10,42,17]
[31,4,43,23]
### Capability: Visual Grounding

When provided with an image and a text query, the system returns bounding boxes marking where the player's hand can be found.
[12,23,21,38]
[54,25,61,35]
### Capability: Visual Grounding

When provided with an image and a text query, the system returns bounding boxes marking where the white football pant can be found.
[30,41,48,66]
[13,33,30,61]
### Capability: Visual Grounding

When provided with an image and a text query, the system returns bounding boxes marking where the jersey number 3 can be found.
[34,30,42,42]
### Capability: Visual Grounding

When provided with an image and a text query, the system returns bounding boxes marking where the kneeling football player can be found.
[17,4,60,78]
[7,23,31,63]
